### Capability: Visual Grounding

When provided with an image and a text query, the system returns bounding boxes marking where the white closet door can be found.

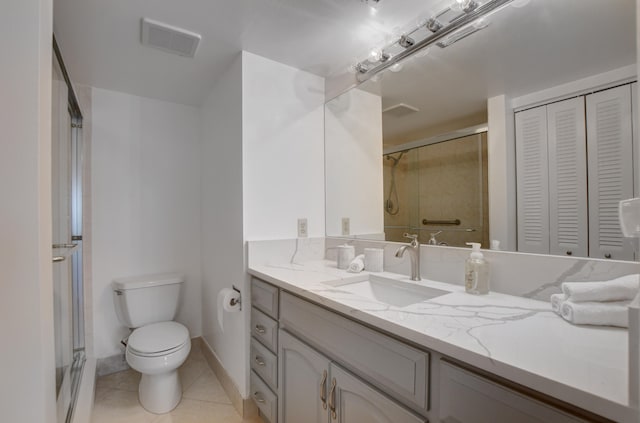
[632,82,638,198]
[547,97,588,257]
[586,85,634,260]
[516,106,550,254]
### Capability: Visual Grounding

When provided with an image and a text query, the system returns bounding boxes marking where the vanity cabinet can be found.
[516,83,636,260]
[438,361,586,423]
[250,276,610,423]
[250,277,280,423]
[279,329,425,423]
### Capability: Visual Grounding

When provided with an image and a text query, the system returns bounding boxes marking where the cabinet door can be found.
[439,361,586,423]
[516,106,550,254]
[586,85,634,260]
[547,97,588,257]
[330,364,425,423]
[278,330,330,423]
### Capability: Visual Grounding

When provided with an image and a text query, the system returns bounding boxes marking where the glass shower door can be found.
[52,41,85,423]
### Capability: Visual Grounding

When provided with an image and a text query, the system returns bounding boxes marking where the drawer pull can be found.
[254,356,265,366]
[255,324,266,334]
[605,253,612,259]
[253,391,266,404]
[320,369,328,410]
[329,377,337,419]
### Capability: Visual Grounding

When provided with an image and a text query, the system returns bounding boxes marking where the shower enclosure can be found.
[52,37,85,423]
[383,131,489,248]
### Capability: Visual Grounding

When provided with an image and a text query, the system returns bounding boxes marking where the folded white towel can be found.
[560,300,630,328]
[347,255,365,273]
[561,274,639,303]
[550,293,567,315]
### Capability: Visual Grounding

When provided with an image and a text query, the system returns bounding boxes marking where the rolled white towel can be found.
[561,274,639,303]
[550,293,567,315]
[560,300,631,328]
[347,255,365,273]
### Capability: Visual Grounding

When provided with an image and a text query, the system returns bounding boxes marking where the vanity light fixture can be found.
[352,0,515,82]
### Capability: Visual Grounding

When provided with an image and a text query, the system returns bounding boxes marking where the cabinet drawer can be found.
[280,292,429,411]
[439,361,587,423]
[250,339,277,390]
[252,277,279,318]
[251,307,278,352]
[251,370,277,423]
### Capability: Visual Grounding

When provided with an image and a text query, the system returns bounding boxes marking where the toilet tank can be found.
[112,273,184,328]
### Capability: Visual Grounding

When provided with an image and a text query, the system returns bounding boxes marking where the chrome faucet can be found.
[395,233,421,281]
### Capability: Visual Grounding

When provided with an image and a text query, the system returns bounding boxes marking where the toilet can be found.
[112,273,191,414]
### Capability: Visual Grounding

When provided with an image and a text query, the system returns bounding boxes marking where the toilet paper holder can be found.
[230,285,242,309]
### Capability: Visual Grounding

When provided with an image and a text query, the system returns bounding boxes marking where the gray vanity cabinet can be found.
[278,328,425,423]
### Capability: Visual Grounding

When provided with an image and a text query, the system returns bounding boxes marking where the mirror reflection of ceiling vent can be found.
[382,103,420,117]
[141,18,201,58]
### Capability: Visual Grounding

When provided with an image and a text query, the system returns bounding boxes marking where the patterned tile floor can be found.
[92,344,263,423]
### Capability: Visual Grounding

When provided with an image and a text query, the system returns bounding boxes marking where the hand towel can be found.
[560,300,630,328]
[561,274,639,303]
[550,293,567,315]
[347,255,365,273]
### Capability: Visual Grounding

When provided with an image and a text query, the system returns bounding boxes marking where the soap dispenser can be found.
[465,242,489,295]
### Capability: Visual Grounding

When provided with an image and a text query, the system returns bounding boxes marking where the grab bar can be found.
[422,218,461,226]
[53,243,78,249]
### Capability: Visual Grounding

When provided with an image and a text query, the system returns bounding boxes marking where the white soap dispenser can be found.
[465,242,489,295]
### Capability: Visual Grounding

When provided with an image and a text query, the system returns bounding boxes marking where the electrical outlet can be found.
[341,217,350,236]
[297,218,308,238]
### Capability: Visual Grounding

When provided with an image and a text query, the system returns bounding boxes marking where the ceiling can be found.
[54,0,453,106]
[353,0,636,144]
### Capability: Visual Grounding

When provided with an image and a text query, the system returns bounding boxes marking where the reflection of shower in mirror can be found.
[384,152,405,216]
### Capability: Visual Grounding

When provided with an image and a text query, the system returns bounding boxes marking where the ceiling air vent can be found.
[141,18,201,58]
[382,103,420,118]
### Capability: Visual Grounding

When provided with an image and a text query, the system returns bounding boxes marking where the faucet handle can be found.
[403,233,419,242]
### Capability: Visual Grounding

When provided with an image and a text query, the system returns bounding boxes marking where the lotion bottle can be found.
[465,242,489,295]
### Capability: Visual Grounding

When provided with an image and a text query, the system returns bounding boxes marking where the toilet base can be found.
[138,370,182,414]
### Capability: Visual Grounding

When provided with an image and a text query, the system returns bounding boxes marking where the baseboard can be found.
[96,352,128,376]
[199,336,258,418]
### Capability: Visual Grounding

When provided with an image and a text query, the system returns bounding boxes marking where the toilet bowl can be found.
[125,321,191,413]
[111,273,190,414]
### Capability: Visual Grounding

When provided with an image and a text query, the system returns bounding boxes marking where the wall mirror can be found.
[325,0,637,260]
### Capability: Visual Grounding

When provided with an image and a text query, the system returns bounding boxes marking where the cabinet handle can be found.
[255,324,266,334]
[254,356,265,366]
[253,391,266,404]
[605,253,612,259]
[320,369,327,410]
[328,377,337,420]
[566,250,572,256]
[52,256,66,263]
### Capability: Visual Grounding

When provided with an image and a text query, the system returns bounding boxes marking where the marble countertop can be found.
[248,260,636,423]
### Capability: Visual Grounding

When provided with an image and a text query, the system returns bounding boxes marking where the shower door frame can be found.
[53,35,86,423]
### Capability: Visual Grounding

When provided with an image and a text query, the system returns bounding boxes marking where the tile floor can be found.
[93,343,263,423]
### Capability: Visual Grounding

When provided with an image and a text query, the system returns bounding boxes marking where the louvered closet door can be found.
[586,85,634,260]
[516,106,550,254]
[547,97,588,257]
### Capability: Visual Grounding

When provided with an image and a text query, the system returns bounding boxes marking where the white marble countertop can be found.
[248,260,637,423]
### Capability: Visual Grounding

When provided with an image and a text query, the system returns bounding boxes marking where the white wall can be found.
[325,88,383,237]
[242,51,326,240]
[0,0,56,421]
[200,54,247,393]
[200,52,325,396]
[91,87,202,359]
[487,95,517,251]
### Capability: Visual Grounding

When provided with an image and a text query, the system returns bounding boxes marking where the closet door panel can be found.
[547,97,588,257]
[586,85,634,260]
[516,106,550,254]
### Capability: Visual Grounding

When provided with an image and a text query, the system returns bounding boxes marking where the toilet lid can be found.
[128,321,189,355]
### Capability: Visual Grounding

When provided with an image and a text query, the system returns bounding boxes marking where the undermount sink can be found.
[329,275,449,307]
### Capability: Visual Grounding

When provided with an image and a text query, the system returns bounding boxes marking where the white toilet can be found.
[112,273,191,414]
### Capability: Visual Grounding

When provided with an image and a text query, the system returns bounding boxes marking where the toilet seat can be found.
[128,321,189,357]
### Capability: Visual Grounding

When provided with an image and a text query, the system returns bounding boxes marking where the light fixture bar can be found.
[356,0,514,82]
[436,23,489,48]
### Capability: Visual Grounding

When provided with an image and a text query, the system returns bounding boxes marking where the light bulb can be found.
[370,48,383,61]
[389,63,403,73]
